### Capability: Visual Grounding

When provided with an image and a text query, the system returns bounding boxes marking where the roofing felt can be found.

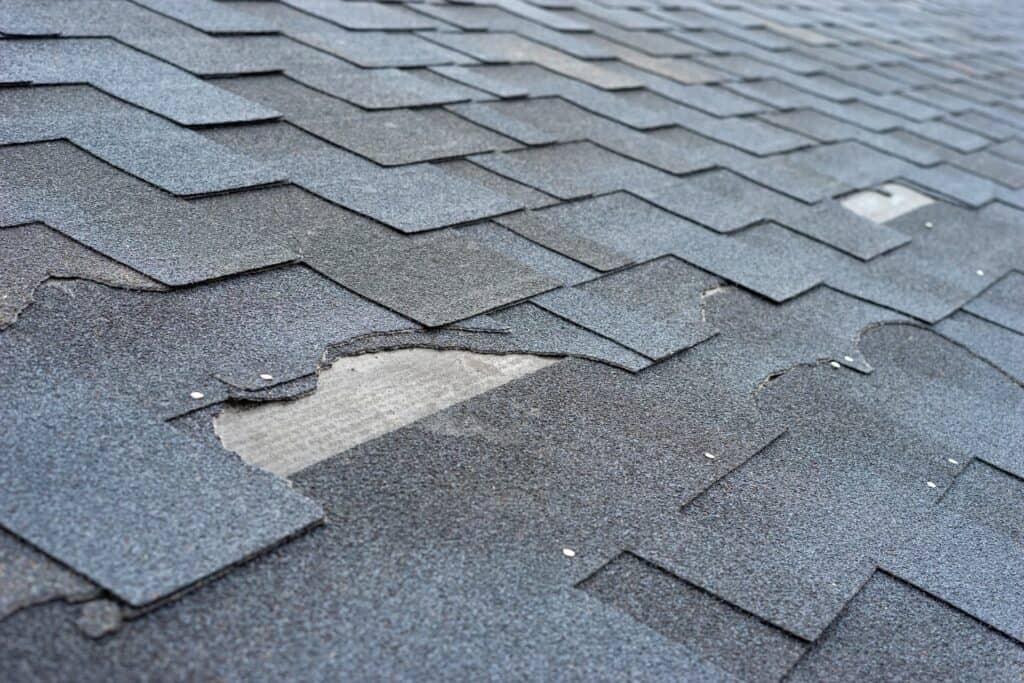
[0,0,1023,680]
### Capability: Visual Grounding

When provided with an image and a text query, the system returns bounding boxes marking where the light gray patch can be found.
[75,599,123,640]
[216,349,559,476]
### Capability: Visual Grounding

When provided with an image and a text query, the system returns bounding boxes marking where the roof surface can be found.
[1,0,1023,680]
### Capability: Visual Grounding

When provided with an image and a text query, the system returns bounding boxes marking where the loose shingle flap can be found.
[0,386,323,607]
[634,324,1023,641]
[0,223,164,329]
[0,262,431,605]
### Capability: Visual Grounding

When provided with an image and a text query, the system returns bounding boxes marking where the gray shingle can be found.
[471,141,675,200]
[203,122,521,233]
[0,85,281,195]
[215,75,519,166]
[533,257,719,360]
[0,38,276,125]
[963,271,1024,334]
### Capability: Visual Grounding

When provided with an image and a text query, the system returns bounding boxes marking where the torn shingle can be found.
[1,0,1023,675]
[0,529,97,622]
[331,302,652,373]
[216,349,560,476]
[0,223,164,328]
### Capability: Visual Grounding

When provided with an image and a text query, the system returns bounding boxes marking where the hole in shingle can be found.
[215,349,559,477]
[839,183,934,223]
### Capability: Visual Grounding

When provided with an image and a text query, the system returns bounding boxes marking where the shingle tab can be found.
[204,122,521,233]
[0,39,277,125]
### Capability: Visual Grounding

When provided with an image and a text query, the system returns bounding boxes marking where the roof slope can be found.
[1,0,1023,679]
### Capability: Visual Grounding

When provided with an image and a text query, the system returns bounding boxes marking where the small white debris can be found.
[829,361,841,369]
[562,548,576,558]
[947,458,959,465]
[926,481,937,489]
[703,452,717,460]
[259,373,274,381]
[843,355,854,363]
[924,221,934,228]
[189,391,205,400]
[976,269,985,276]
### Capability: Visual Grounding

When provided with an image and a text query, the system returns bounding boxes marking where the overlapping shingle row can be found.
[1,0,1022,678]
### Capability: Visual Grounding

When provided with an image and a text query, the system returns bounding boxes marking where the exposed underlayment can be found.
[839,183,935,223]
[1,0,1023,679]
[216,349,559,476]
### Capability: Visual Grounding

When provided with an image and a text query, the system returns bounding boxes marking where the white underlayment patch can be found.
[215,348,560,476]
[840,183,934,223]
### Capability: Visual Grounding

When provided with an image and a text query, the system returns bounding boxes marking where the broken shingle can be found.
[0,223,164,328]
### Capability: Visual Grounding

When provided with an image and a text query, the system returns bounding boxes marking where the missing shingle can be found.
[840,183,934,223]
[215,349,559,476]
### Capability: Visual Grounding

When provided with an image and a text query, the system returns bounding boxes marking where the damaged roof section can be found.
[0,0,1023,678]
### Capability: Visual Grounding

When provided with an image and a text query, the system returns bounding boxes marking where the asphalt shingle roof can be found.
[1,0,1023,680]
